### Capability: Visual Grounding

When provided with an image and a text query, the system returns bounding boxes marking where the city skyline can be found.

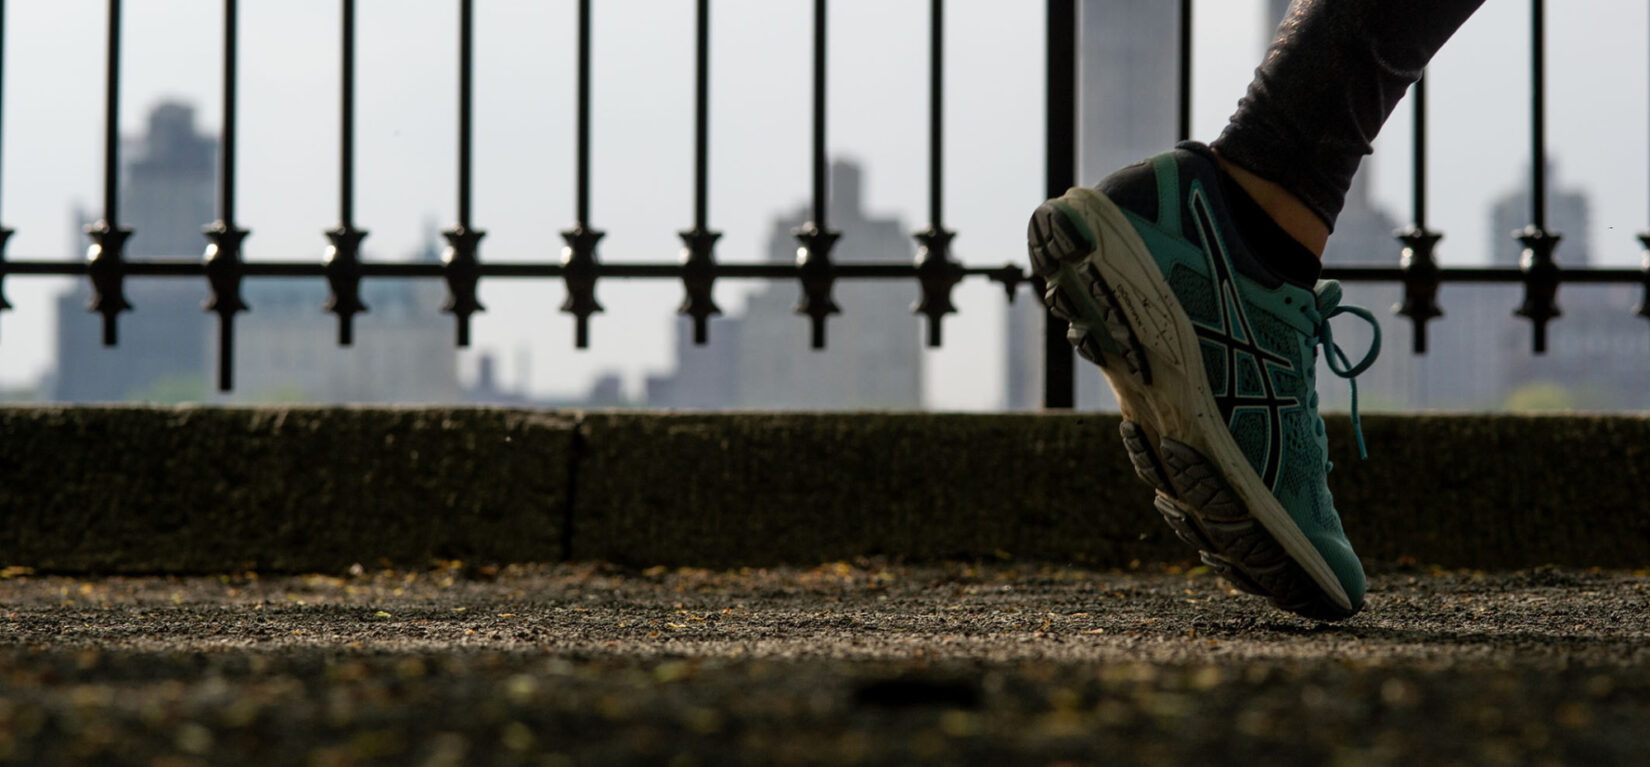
[1,0,1647,409]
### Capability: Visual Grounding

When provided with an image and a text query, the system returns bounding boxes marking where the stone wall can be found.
[1,408,1645,572]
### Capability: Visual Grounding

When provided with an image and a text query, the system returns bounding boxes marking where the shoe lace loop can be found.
[1305,280,1381,460]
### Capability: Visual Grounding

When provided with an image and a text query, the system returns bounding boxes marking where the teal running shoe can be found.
[1027,142,1380,621]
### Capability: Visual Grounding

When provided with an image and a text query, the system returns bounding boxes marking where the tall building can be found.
[647,160,924,410]
[51,101,461,404]
[53,102,216,402]
[1486,166,1650,410]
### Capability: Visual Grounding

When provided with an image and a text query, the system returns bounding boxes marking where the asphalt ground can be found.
[2,560,1648,766]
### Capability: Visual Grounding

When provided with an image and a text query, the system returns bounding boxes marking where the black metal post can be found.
[1514,0,1560,353]
[913,0,961,347]
[325,0,369,347]
[1395,73,1442,354]
[85,0,132,346]
[794,0,841,350]
[0,0,12,338]
[1177,0,1192,143]
[1042,0,1076,409]
[202,0,250,392]
[561,0,604,348]
[441,0,485,347]
[678,0,721,345]
[1638,8,1650,329]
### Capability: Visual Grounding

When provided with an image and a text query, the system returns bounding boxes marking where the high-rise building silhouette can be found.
[647,160,924,410]
[1487,166,1650,409]
[52,103,216,402]
[51,102,460,403]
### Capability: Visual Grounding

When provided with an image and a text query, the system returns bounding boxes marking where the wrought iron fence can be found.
[0,0,1645,408]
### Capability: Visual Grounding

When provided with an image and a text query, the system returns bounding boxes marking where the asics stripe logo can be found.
[1187,183,1299,491]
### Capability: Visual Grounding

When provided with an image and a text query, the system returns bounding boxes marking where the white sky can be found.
[1,0,1646,408]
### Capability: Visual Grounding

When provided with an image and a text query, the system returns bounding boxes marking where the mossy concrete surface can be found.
[574,412,1650,570]
[570,412,1173,567]
[1332,413,1650,569]
[0,407,573,572]
[2,408,1647,572]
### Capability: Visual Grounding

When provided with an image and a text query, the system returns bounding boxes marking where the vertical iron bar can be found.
[1530,0,1545,231]
[1177,0,1192,142]
[441,0,485,347]
[811,0,827,228]
[560,0,604,348]
[203,0,251,392]
[792,0,841,349]
[913,0,961,347]
[1396,72,1442,354]
[341,0,354,229]
[1043,0,1076,408]
[1514,0,1560,354]
[678,0,721,345]
[102,1,119,227]
[1639,8,1650,328]
[0,0,11,340]
[1412,75,1426,229]
[220,0,235,226]
[325,0,369,347]
[576,0,591,225]
[693,0,709,232]
[458,0,473,231]
[928,0,943,229]
[86,0,133,346]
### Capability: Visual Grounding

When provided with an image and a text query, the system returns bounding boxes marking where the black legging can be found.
[1210,0,1487,230]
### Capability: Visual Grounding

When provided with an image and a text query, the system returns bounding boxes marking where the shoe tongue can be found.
[1313,279,1343,313]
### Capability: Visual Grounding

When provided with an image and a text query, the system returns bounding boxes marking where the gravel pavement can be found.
[2,561,1648,766]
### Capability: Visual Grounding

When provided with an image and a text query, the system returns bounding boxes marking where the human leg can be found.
[1214,0,1487,240]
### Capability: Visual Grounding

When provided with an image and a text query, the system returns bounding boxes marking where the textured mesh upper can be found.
[1169,264,1219,326]
[1246,309,1298,360]
[1280,410,1341,532]
[1235,355,1263,397]
[1199,341,1227,396]
[1230,411,1270,478]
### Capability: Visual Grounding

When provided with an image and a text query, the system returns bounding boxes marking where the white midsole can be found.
[1057,186,1351,612]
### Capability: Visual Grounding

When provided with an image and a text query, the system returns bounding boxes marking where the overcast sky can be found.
[1,0,1646,408]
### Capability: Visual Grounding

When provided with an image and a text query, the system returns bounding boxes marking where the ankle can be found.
[1213,153,1330,258]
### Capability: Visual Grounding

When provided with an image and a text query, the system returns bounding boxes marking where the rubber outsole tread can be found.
[1026,198,1357,622]
[1026,203,1152,384]
[1151,437,1355,622]
[1118,421,1172,493]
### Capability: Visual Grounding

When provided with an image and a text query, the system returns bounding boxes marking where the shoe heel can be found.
[1026,200,1154,386]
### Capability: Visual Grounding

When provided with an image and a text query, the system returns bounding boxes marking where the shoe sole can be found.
[1026,188,1358,621]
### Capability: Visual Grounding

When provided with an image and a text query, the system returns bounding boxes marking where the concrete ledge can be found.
[0,408,573,572]
[570,412,1164,567]
[2,408,1647,571]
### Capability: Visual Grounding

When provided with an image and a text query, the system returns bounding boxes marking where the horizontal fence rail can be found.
[0,0,1646,406]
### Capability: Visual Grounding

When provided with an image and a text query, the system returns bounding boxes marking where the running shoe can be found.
[1026,142,1380,620]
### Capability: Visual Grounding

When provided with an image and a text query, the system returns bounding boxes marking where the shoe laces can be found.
[1301,280,1381,462]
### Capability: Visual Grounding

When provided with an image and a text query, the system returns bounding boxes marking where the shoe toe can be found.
[1306,531,1366,613]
